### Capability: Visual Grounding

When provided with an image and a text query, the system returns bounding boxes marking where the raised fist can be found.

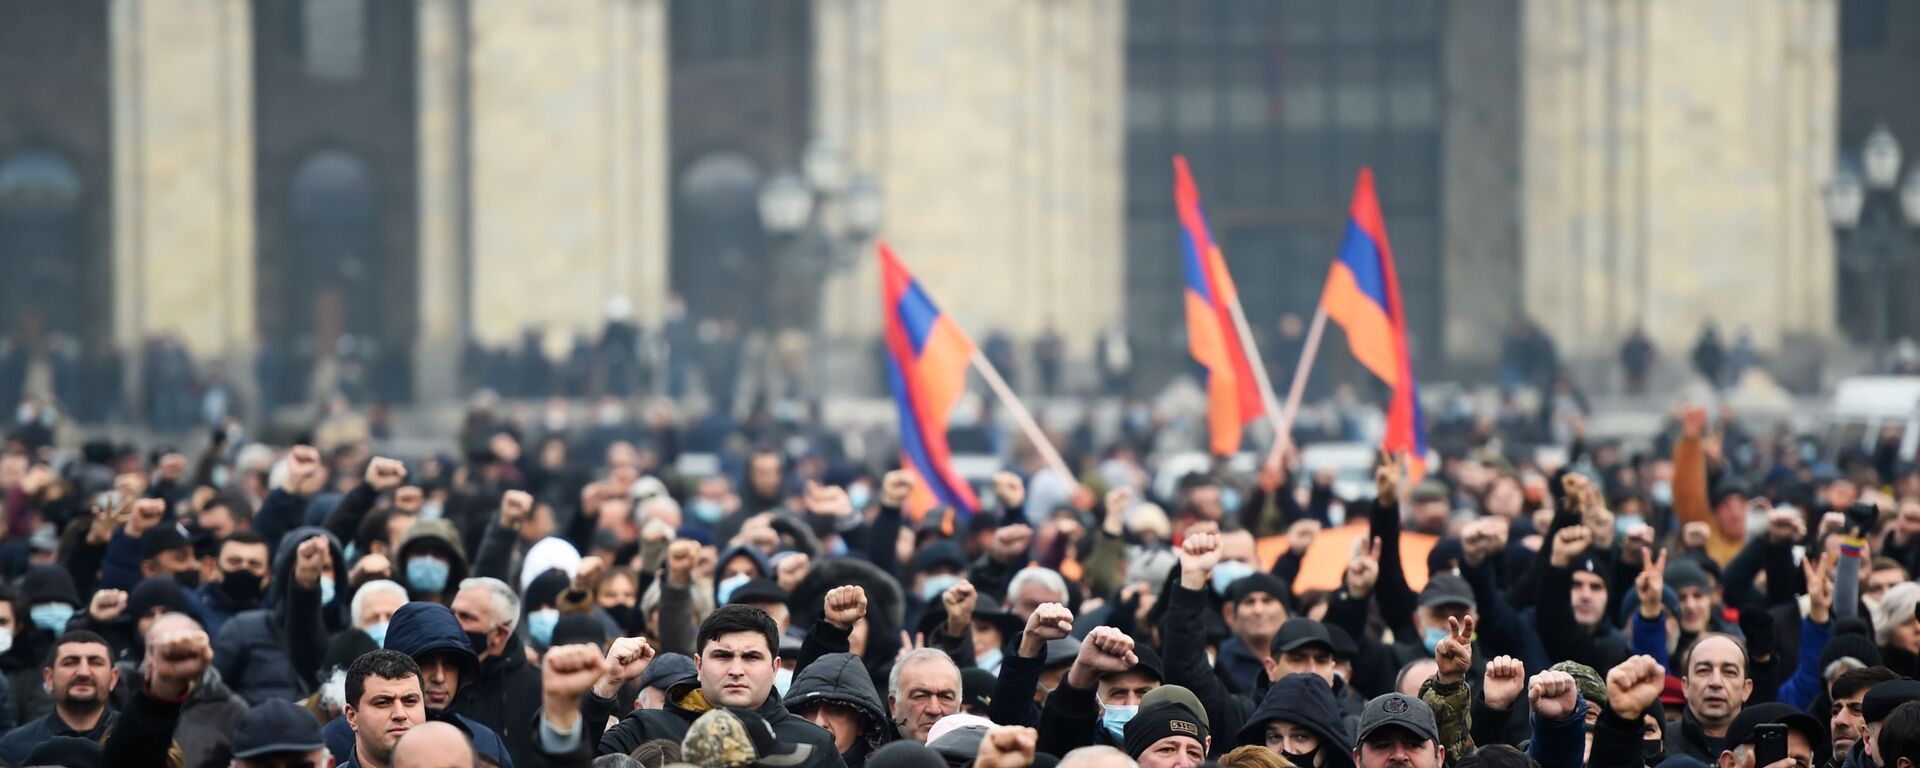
[992,524,1033,564]
[295,535,333,589]
[975,725,1039,768]
[1765,504,1805,545]
[1103,486,1134,534]
[350,553,393,584]
[90,589,128,623]
[499,490,533,528]
[993,472,1027,511]
[1020,603,1074,658]
[1482,656,1526,711]
[127,498,167,538]
[542,643,609,731]
[824,586,868,631]
[489,432,522,465]
[881,470,916,508]
[1529,670,1579,720]
[803,482,854,519]
[364,457,407,493]
[1066,626,1139,689]
[1286,519,1321,556]
[286,446,325,495]
[666,540,700,587]
[942,580,978,635]
[1549,525,1593,569]
[1180,532,1222,590]
[1462,517,1508,568]
[1605,655,1666,721]
[774,553,811,594]
[145,626,213,699]
[593,636,657,698]
[573,556,607,592]
[1681,521,1712,551]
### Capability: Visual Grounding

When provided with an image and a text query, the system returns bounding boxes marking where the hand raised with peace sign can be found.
[1433,615,1475,685]
[1804,550,1836,625]
[1345,536,1383,600]
[1636,545,1667,621]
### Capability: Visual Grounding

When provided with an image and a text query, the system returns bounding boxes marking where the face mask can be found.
[976,647,1004,674]
[467,630,493,655]
[1642,740,1664,765]
[1220,488,1243,514]
[322,668,348,713]
[1284,748,1321,768]
[420,500,445,521]
[690,499,725,525]
[919,574,961,603]
[774,667,793,696]
[848,484,872,511]
[605,604,643,635]
[365,621,389,648]
[1650,482,1673,506]
[408,557,451,593]
[1212,561,1255,596]
[0,630,13,656]
[175,569,201,588]
[1101,704,1138,741]
[527,609,560,646]
[718,573,751,605]
[1423,626,1449,654]
[320,577,337,606]
[220,569,264,607]
[1615,514,1647,538]
[31,603,74,633]
[827,536,850,557]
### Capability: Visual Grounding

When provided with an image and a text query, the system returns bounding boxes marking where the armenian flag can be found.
[1174,155,1266,455]
[879,243,983,522]
[1320,167,1429,481]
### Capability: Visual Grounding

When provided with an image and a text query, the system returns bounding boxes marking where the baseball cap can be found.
[637,652,699,690]
[1358,693,1440,744]
[1722,702,1823,749]
[1123,645,1166,683]
[729,578,789,608]
[681,708,813,768]
[1418,574,1476,611]
[1272,618,1334,654]
[1043,637,1082,669]
[960,667,995,711]
[142,522,192,557]
[231,699,327,758]
[926,713,996,747]
[1864,680,1920,724]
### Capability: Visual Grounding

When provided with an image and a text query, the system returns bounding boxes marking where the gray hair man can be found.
[890,648,964,743]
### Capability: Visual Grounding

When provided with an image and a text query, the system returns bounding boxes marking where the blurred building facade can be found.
[0,0,1867,406]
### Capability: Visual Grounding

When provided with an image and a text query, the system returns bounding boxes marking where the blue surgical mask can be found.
[1423,626,1449,654]
[1220,488,1243,515]
[1101,704,1138,741]
[920,574,961,603]
[320,577,336,606]
[717,573,751,605]
[848,484,873,511]
[1212,561,1256,596]
[690,499,725,525]
[976,647,1004,674]
[1650,482,1673,506]
[366,621,389,648]
[408,556,451,594]
[30,603,74,634]
[774,667,794,696]
[1615,514,1647,538]
[527,608,559,646]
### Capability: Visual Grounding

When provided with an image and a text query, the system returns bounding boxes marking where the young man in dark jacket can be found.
[0,630,120,768]
[213,526,344,704]
[786,651,896,767]
[1237,672,1356,768]
[322,600,517,767]
[598,604,844,768]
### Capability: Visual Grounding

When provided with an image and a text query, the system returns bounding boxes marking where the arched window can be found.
[672,150,766,326]
[287,149,378,352]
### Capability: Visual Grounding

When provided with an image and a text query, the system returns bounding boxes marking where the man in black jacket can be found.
[599,604,844,767]
[323,601,516,767]
[213,527,344,705]
[1035,626,1161,758]
[0,630,121,768]
[452,575,543,768]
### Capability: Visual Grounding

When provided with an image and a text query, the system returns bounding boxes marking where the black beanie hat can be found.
[127,577,196,625]
[19,565,80,607]
[1123,701,1209,760]
[551,613,607,650]
[524,568,570,611]
[324,629,380,672]
[1819,630,1884,671]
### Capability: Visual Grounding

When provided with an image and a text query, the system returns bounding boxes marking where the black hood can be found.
[263,526,349,618]
[784,652,893,744]
[790,558,906,633]
[1237,673,1355,767]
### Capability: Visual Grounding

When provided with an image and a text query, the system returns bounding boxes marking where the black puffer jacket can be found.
[785,652,896,768]
[213,526,345,704]
[600,680,847,768]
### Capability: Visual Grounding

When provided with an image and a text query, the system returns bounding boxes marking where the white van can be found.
[1822,376,1920,462]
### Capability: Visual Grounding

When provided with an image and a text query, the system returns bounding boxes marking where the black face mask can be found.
[604,604,643,635]
[1284,748,1320,768]
[220,569,263,607]
[1642,739,1664,767]
[175,569,201,589]
[467,630,492,656]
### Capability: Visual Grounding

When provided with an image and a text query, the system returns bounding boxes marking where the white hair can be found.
[350,580,409,627]
[460,577,521,633]
[1009,567,1069,604]
[889,647,962,701]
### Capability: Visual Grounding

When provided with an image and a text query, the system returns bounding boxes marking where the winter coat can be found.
[0,709,119,768]
[328,705,516,768]
[785,652,896,768]
[457,632,544,768]
[1664,709,1727,765]
[1,626,54,724]
[323,600,516,768]
[599,680,847,768]
[1163,581,1253,758]
[1237,673,1356,768]
[395,517,472,603]
[214,526,345,704]
[111,661,249,768]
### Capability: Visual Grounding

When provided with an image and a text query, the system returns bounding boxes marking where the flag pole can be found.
[1222,293,1288,449]
[969,351,1076,485]
[1266,304,1330,467]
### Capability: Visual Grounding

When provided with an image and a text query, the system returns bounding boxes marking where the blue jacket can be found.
[1215,636,1266,695]
[1776,616,1835,711]
[323,600,516,768]
[213,526,345,704]
[1528,696,1589,768]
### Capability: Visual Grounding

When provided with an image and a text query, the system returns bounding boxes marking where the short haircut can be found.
[696,604,779,655]
[1008,567,1068,603]
[346,649,422,710]
[358,510,397,553]
[1678,632,1751,679]
[628,739,683,768]
[350,580,410,625]
[1455,744,1540,768]
[889,647,961,700]
[220,529,270,551]
[1880,702,1920,768]
[46,630,110,669]
[459,577,522,633]
[1832,666,1901,702]
[1870,556,1907,576]
[206,493,254,523]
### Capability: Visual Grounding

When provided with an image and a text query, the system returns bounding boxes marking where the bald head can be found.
[390,721,477,768]
[1060,745,1140,768]
[145,612,200,642]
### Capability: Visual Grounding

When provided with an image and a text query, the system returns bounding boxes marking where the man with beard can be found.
[197,530,272,635]
[1830,666,1900,768]
[0,630,120,767]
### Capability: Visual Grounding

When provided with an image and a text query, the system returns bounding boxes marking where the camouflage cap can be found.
[1549,661,1608,709]
[681,708,813,768]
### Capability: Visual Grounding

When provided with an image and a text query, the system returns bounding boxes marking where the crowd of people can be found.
[0,377,1915,768]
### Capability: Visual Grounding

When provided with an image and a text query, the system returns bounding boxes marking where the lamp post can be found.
[757,139,882,398]
[1824,124,1920,371]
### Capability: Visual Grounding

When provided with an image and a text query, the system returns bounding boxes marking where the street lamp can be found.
[756,140,883,396]
[1825,124,1920,369]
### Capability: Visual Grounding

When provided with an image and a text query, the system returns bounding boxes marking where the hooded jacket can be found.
[458,628,543,768]
[111,660,249,768]
[214,526,345,704]
[600,679,847,768]
[785,652,896,768]
[1236,673,1356,768]
[323,601,518,768]
[396,518,472,603]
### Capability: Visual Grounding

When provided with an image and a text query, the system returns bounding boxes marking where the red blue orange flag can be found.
[879,242,983,523]
[1174,155,1266,456]
[1321,167,1430,482]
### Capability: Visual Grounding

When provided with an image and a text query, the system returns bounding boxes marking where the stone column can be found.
[110,0,256,407]
[415,0,465,403]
